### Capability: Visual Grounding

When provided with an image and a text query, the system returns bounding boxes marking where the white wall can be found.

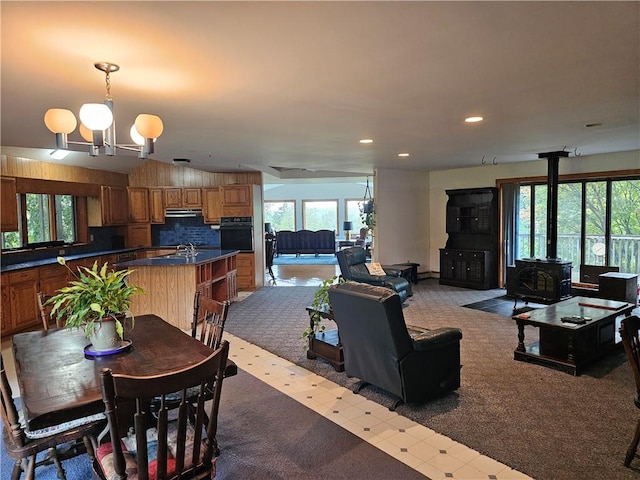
[374,168,430,269]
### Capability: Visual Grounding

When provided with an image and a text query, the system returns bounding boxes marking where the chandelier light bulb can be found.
[79,103,113,131]
[44,109,77,134]
[130,124,145,146]
[79,123,93,143]
[135,114,164,139]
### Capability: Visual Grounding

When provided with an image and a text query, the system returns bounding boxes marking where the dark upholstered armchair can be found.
[336,247,411,302]
[328,282,463,409]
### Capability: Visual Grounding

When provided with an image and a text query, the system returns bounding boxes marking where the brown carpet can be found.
[226,280,640,480]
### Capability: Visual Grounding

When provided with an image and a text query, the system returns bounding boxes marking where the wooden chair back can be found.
[96,341,229,480]
[1,353,102,479]
[37,292,64,330]
[191,292,230,349]
[619,315,640,467]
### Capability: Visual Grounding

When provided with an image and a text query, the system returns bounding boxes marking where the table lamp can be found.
[343,221,353,241]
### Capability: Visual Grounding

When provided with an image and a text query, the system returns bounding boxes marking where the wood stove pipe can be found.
[537,150,569,260]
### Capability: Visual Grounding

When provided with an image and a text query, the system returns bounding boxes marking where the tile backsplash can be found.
[152,217,220,247]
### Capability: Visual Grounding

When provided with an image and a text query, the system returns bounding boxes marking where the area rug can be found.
[225,280,640,480]
[273,254,338,265]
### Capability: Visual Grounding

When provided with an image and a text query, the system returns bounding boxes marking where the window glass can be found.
[345,199,366,233]
[584,181,607,266]
[533,184,547,258]
[302,200,337,231]
[264,201,295,232]
[55,195,76,243]
[610,179,640,274]
[557,182,582,280]
[26,193,50,243]
[517,185,531,259]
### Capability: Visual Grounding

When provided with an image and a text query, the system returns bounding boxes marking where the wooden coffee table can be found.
[512,296,635,375]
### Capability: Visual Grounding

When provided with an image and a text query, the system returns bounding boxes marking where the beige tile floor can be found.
[1,264,532,480]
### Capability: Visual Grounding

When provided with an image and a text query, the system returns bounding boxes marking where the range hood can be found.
[164,208,203,218]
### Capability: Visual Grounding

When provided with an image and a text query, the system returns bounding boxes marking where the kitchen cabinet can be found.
[1,177,18,232]
[221,185,252,217]
[1,269,39,334]
[202,187,222,224]
[126,224,152,248]
[149,188,165,223]
[236,252,255,290]
[440,187,498,290]
[38,262,69,296]
[128,187,150,223]
[163,188,202,209]
[88,185,128,226]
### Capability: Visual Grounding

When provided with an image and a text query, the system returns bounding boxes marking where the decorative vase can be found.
[89,317,122,351]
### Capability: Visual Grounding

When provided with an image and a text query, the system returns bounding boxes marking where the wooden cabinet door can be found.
[38,263,69,295]
[127,224,152,248]
[163,188,183,208]
[108,186,128,225]
[183,188,202,208]
[1,275,12,334]
[221,185,251,206]
[236,253,255,290]
[149,188,165,223]
[8,269,39,332]
[128,187,150,223]
[202,187,222,224]
[1,177,18,232]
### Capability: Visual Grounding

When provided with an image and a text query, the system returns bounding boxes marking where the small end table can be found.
[305,305,344,372]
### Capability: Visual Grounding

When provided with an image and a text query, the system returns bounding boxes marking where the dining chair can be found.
[619,315,640,468]
[191,292,230,349]
[37,291,64,330]
[94,340,229,480]
[1,353,105,480]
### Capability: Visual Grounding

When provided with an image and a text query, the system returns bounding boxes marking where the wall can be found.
[129,159,262,187]
[426,150,640,274]
[374,169,430,269]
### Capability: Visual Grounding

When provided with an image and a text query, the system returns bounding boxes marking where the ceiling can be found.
[1,1,638,180]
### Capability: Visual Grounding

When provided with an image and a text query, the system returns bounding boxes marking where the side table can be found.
[391,263,420,285]
[305,305,344,372]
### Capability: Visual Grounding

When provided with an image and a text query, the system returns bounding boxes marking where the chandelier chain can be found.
[104,71,112,100]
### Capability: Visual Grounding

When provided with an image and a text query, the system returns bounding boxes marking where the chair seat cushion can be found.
[21,411,105,440]
[97,423,199,480]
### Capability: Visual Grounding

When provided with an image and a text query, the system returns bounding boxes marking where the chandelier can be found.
[44,62,163,160]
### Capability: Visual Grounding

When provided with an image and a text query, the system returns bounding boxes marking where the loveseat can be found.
[276,230,336,256]
[328,282,463,409]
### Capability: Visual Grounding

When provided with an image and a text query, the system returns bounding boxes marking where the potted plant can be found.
[302,275,345,347]
[47,257,144,351]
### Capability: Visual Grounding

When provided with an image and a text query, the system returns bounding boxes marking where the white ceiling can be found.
[1,1,638,179]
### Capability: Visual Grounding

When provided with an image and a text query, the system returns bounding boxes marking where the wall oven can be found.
[219,216,254,252]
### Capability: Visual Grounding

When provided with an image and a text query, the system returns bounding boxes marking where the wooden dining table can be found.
[12,314,217,432]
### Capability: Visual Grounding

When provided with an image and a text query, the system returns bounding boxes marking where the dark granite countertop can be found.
[115,249,239,267]
[1,248,140,273]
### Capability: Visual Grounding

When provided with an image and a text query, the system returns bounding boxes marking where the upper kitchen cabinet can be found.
[128,187,150,223]
[221,185,252,217]
[1,177,18,232]
[163,187,202,209]
[202,187,222,224]
[88,186,128,226]
[149,188,165,223]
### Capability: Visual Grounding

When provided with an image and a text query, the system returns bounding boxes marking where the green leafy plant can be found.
[47,257,144,339]
[302,275,345,345]
[360,200,375,230]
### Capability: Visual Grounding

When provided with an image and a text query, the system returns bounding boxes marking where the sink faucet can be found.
[176,243,197,257]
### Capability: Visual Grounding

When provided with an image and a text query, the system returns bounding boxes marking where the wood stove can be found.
[507,151,573,304]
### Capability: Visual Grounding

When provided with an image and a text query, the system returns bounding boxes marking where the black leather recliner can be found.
[328,282,462,409]
[336,247,411,302]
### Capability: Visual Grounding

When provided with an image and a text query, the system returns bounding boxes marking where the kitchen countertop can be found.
[0,248,139,273]
[115,249,240,267]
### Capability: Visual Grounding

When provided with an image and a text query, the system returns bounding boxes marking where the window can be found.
[345,199,366,233]
[264,201,295,232]
[2,193,76,249]
[302,200,337,231]
[514,176,640,276]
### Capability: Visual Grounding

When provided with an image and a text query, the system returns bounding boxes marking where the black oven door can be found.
[220,227,254,252]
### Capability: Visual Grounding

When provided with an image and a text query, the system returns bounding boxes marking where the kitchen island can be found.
[116,249,238,330]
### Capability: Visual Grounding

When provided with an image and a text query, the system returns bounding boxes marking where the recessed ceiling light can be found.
[359,138,374,144]
[398,153,410,157]
[464,116,484,123]
[50,149,70,160]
